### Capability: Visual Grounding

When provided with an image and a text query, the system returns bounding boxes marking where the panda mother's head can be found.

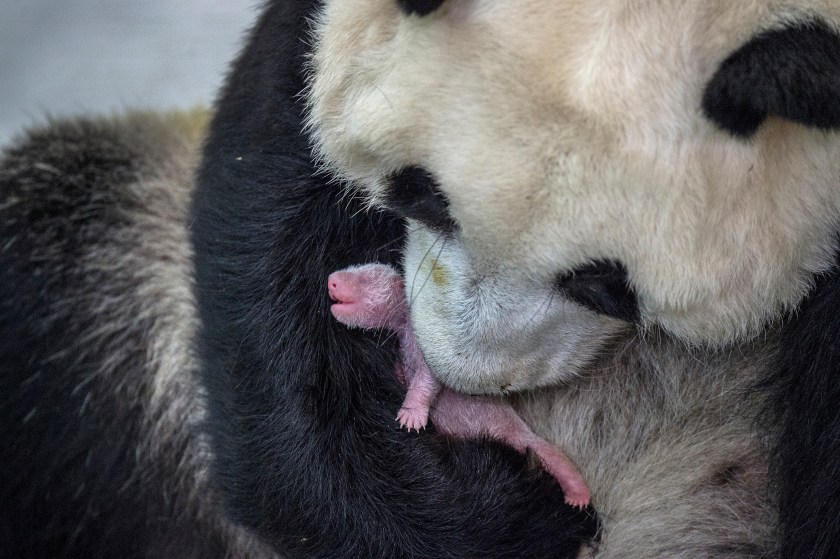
[307,1,840,393]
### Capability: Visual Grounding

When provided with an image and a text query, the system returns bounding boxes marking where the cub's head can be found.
[306,1,840,393]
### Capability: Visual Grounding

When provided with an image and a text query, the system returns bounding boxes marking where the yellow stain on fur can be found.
[431,259,449,288]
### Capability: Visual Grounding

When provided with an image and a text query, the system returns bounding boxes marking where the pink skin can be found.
[327,263,591,508]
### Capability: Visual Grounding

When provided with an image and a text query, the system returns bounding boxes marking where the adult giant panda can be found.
[1,1,837,558]
[305,1,840,556]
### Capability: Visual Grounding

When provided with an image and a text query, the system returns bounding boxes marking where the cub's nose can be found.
[327,271,356,304]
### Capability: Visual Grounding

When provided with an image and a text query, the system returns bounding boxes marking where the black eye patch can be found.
[702,19,840,138]
[555,260,639,323]
[397,0,445,16]
[383,166,456,232]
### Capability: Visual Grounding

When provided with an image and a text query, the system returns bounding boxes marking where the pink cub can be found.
[327,263,591,508]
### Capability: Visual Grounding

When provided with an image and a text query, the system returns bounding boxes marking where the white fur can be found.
[527,334,777,558]
[404,221,627,393]
[303,3,840,553]
[307,0,840,347]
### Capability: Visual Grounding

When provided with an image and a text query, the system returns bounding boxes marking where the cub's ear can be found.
[703,20,840,137]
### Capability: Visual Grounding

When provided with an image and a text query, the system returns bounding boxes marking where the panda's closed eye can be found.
[384,166,456,232]
[397,0,445,16]
[702,19,840,138]
[555,260,639,323]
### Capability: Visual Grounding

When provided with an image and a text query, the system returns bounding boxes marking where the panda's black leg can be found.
[768,257,840,558]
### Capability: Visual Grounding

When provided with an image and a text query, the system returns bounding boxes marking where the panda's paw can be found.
[563,492,591,510]
[396,407,429,432]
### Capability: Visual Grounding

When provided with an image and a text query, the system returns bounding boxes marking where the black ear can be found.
[703,20,840,137]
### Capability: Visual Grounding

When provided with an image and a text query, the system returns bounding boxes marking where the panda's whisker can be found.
[375,85,394,110]
[527,289,556,326]
[372,235,404,255]
[407,232,446,310]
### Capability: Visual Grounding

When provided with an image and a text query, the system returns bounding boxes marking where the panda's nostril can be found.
[396,0,446,16]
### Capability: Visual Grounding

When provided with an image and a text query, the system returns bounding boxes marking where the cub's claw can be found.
[396,408,429,432]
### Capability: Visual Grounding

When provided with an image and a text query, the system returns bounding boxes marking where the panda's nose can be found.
[396,0,446,16]
[383,166,457,233]
[555,260,640,323]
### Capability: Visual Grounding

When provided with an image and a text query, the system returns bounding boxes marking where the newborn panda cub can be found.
[327,263,590,509]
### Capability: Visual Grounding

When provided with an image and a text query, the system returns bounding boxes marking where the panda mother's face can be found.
[307,0,840,393]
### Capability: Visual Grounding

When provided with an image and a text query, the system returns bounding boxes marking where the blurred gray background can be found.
[0,1,260,145]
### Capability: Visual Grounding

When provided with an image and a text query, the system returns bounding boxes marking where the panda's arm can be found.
[190,2,597,557]
[767,266,840,559]
[701,19,840,556]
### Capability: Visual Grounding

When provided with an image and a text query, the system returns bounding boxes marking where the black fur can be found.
[384,166,456,233]
[556,260,639,323]
[767,258,840,558]
[191,1,597,558]
[703,18,840,554]
[8,2,840,558]
[703,19,840,137]
[0,117,238,557]
[397,0,445,16]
